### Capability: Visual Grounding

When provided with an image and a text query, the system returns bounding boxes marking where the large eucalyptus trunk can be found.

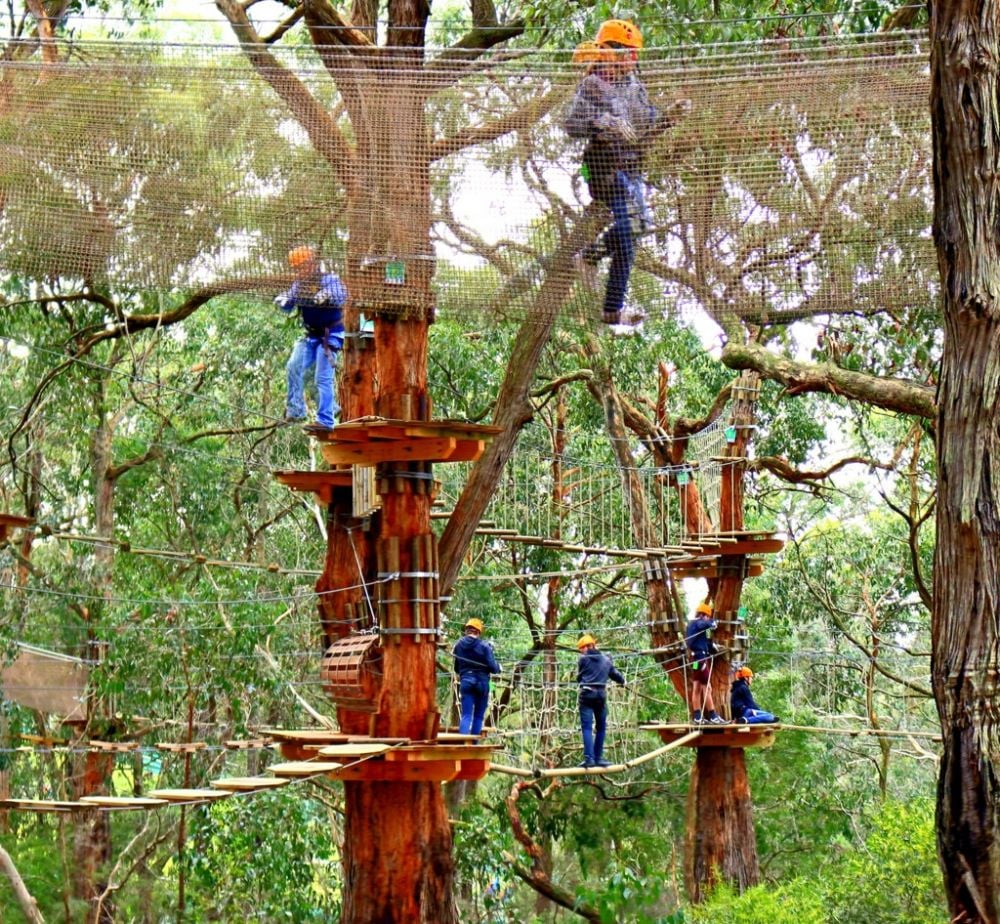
[930,5,1000,920]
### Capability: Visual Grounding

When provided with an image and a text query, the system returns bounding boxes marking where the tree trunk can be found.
[683,374,761,901]
[590,348,762,901]
[930,5,1000,920]
[684,747,758,900]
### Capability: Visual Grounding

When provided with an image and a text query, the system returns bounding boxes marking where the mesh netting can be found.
[0,30,932,324]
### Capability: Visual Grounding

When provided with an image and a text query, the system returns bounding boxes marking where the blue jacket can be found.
[730,678,761,720]
[685,615,718,660]
[275,271,348,347]
[577,650,625,697]
[452,635,501,681]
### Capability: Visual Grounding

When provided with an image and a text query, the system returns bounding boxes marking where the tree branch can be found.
[722,340,935,420]
[503,780,602,923]
[429,86,563,161]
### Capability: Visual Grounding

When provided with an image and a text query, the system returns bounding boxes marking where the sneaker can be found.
[596,759,611,768]
[579,760,596,769]
[574,253,600,293]
[691,711,702,725]
[304,422,334,434]
[707,713,729,725]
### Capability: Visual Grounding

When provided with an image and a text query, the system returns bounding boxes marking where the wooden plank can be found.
[436,732,480,743]
[89,740,139,753]
[452,760,490,782]
[78,796,168,808]
[321,438,458,466]
[316,743,391,758]
[641,723,777,749]
[273,470,353,490]
[148,789,232,803]
[383,744,496,762]
[210,777,290,792]
[0,799,80,813]
[224,738,273,750]
[156,742,207,753]
[332,759,461,783]
[260,728,345,743]
[269,761,344,778]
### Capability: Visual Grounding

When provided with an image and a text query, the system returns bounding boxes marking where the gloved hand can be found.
[594,112,637,143]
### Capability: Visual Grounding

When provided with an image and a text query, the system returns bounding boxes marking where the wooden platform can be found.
[314,418,501,466]
[642,722,778,749]
[264,728,497,783]
[0,513,34,542]
[210,776,290,792]
[668,535,785,562]
[0,798,81,813]
[273,470,353,505]
[78,795,169,809]
[148,788,232,803]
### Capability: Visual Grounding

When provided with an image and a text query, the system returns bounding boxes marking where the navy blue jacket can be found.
[730,678,761,720]
[275,271,348,347]
[577,650,625,698]
[452,635,501,681]
[685,615,718,660]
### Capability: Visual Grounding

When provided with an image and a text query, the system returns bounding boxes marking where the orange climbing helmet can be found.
[572,40,613,66]
[287,245,317,269]
[734,666,754,681]
[595,19,643,50]
[577,634,597,650]
[696,602,713,616]
[465,618,484,634]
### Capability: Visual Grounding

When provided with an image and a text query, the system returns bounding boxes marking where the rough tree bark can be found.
[930,4,1000,921]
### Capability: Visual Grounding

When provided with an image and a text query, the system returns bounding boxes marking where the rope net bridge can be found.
[435,401,764,558]
[0,30,933,326]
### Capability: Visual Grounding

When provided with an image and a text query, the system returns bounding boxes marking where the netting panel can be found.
[0,32,932,323]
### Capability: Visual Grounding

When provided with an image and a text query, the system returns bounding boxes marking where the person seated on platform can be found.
[576,634,626,768]
[685,601,727,725]
[452,618,501,736]
[730,664,778,724]
[274,245,348,433]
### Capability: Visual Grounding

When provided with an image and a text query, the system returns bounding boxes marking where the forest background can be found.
[0,0,951,920]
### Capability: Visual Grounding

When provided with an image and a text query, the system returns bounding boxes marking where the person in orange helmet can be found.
[274,246,348,432]
[576,634,626,767]
[452,618,502,735]
[685,601,728,725]
[566,19,690,326]
[730,664,779,724]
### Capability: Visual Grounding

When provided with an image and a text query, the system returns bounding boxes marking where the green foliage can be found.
[689,799,945,924]
[184,791,340,922]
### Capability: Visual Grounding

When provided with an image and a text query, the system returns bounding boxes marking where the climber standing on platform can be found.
[274,245,348,433]
[685,602,727,725]
[576,634,626,768]
[452,618,502,736]
[565,19,690,325]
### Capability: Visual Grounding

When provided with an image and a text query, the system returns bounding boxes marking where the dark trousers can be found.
[602,171,639,316]
[459,674,490,735]
[579,693,608,763]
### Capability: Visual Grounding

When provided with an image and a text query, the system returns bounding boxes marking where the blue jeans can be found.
[602,171,642,316]
[286,336,340,427]
[459,674,490,735]
[579,693,608,763]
